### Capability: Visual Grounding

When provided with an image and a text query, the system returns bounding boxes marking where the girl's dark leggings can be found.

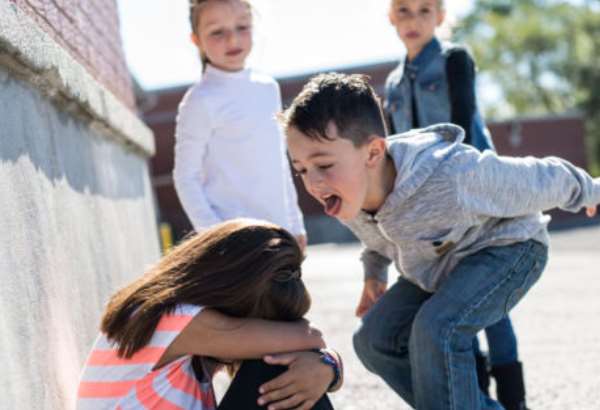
[215,359,334,410]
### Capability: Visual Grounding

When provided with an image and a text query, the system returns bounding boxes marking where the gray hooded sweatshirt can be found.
[345,123,600,292]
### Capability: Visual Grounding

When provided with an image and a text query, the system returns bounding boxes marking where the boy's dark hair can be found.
[281,73,388,146]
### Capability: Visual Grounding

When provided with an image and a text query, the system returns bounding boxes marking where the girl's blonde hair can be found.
[188,0,253,68]
[390,0,445,10]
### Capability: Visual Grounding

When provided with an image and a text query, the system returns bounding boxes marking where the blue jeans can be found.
[473,316,518,366]
[353,240,548,410]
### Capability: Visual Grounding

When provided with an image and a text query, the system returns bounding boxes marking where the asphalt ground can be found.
[215,223,600,409]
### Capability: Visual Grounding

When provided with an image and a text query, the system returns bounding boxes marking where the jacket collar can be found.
[405,37,441,72]
[204,64,251,80]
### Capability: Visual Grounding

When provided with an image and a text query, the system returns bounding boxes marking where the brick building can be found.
[143,61,590,243]
[0,1,158,408]
[9,0,134,108]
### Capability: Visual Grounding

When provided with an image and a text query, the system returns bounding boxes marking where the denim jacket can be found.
[384,37,494,152]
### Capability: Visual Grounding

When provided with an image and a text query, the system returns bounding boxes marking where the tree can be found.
[456,0,600,174]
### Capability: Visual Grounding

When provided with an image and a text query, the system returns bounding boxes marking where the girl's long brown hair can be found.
[101,219,309,358]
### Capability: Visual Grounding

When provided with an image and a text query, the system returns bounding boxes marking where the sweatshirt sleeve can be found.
[455,150,600,217]
[173,94,222,231]
[361,248,392,283]
[446,48,476,147]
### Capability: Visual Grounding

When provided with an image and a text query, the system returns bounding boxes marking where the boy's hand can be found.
[258,351,332,410]
[586,206,597,217]
[355,278,387,317]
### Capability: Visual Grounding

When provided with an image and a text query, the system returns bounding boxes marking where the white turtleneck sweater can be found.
[173,65,305,236]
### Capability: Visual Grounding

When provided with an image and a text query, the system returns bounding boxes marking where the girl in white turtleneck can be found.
[174,0,307,250]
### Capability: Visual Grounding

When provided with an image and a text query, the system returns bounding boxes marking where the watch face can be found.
[321,354,336,365]
[320,351,340,390]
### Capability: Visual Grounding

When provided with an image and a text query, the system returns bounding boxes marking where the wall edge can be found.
[0,0,155,157]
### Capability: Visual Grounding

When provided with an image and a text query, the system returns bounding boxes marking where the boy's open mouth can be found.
[323,194,342,217]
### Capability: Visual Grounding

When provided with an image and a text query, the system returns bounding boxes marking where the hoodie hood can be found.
[377,123,465,218]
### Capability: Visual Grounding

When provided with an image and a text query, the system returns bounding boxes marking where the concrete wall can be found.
[0,1,160,409]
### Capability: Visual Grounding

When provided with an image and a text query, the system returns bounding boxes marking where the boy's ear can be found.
[365,136,387,168]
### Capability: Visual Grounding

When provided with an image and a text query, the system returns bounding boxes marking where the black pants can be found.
[193,358,334,409]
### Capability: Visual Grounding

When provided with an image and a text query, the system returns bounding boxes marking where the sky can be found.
[117,0,473,91]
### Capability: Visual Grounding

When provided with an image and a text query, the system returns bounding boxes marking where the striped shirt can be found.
[77,304,216,410]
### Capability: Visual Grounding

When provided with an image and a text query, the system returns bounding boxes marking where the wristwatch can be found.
[318,349,342,392]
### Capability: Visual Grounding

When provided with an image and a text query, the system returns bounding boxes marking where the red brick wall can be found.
[10,0,135,109]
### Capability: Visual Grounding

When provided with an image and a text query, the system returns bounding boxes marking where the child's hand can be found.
[258,351,332,410]
[586,206,597,217]
[355,278,387,317]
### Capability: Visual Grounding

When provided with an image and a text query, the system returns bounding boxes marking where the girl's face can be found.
[389,0,445,60]
[192,0,253,72]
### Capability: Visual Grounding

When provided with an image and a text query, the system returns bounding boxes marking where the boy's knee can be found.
[353,315,408,361]
[353,325,385,372]
[352,324,371,359]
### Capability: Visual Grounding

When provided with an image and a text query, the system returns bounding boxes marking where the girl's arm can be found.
[446,48,477,147]
[383,65,401,135]
[164,309,324,363]
[275,82,307,239]
[386,111,397,135]
[173,94,222,231]
[282,155,306,238]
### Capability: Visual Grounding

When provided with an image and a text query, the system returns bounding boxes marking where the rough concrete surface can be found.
[0,65,160,410]
[217,223,600,409]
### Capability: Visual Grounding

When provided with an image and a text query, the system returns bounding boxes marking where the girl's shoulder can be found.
[248,69,280,91]
[186,77,220,100]
[177,80,219,117]
[170,303,204,318]
[147,304,204,339]
[441,41,475,62]
[248,68,275,82]
[199,68,279,93]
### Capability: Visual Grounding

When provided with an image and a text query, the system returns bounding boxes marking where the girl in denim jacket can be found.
[383,1,525,409]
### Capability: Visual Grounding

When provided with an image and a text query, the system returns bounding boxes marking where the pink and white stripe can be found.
[77,304,216,410]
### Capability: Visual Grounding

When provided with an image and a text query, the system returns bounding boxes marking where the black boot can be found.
[475,353,490,396]
[491,361,528,410]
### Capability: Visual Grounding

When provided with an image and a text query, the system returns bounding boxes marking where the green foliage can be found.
[456,0,600,174]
